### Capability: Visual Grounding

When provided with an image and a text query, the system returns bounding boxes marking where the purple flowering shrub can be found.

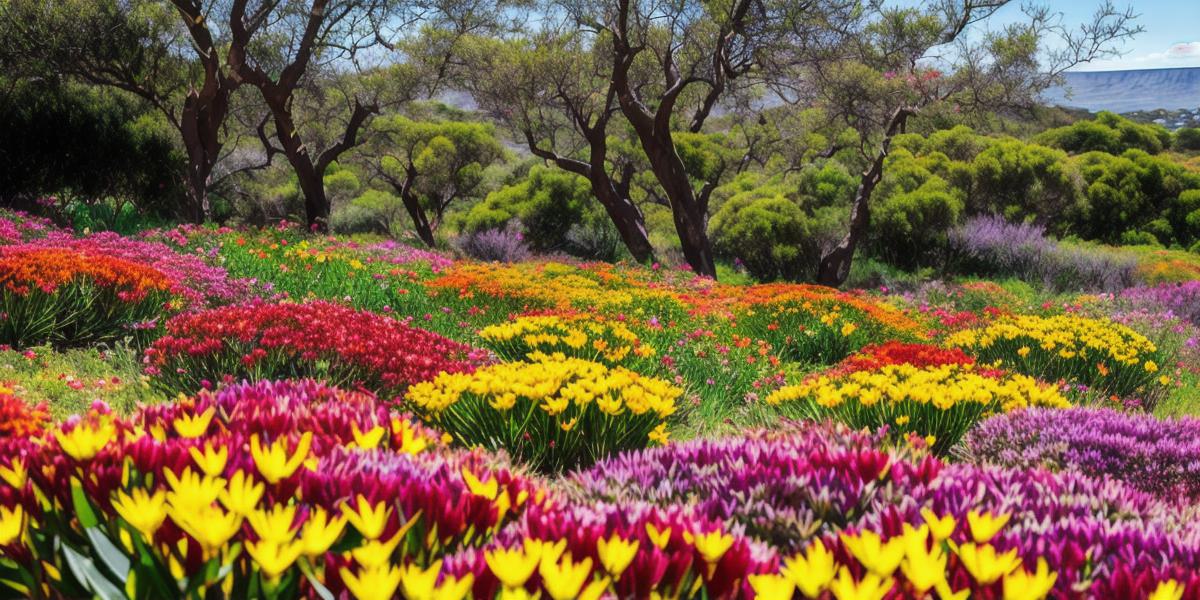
[960,407,1200,501]
[949,215,1137,292]
[456,220,533,263]
[1122,281,1200,326]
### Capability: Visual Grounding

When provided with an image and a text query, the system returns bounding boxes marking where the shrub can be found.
[478,314,654,367]
[946,314,1167,404]
[0,246,176,348]
[766,363,1067,454]
[455,221,533,263]
[405,353,680,472]
[1176,127,1200,152]
[961,407,1200,502]
[0,380,537,599]
[144,300,484,396]
[461,166,607,254]
[948,215,1137,292]
[1035,111,1172,155]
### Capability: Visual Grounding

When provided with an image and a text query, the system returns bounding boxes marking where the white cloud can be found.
[1072,41,1200,72]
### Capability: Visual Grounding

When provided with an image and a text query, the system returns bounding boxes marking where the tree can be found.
[786,1,1141,286]
[0,0,257,221]
[458,33,657,263]
[365,112,505,245]
[550,0,853,276]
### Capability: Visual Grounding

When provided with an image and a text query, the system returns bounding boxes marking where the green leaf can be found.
[85,527,131,580]
[71,481,100,528]
[61,543,126,600]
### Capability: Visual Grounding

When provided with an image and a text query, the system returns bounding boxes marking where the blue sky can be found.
[981,0,1200,71]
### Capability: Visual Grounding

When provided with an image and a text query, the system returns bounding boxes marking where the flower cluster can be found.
[406,352,680,472]
[946,314,1166,402]
[478,314,654,366]
[0,388,48,437]
[767,363,1068,454]
[961,407,1200,502]
[573,423,903,550]
[0,380,540,599]
[1121,281,1200,326]
[823,341,978,378]
[0,210,70,245]
[0,247,177,348]
[144,300,485,396]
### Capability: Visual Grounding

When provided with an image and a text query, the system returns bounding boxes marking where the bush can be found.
[405,353,680,472]
[0,246,176,348]
[946,314,1168,405]
[144,300,485,396]
[766,361,1067,455]
[961,407,1200,502]
[461,166,610,254]
[1176,127,1200,152]
[455,220,532,263]
[1035,111,1172,155]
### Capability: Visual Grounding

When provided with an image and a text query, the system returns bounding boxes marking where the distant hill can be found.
[1043,67,1200,113]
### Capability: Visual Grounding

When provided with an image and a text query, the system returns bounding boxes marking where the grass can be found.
[0,344,161,418]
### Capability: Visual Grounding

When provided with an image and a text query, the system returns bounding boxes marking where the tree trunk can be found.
[590,174,655,264]
[179,94,228,224]
[642,141,716,276]
[388,169,435,247]
[816,107,913,287]
[265,96,330,231]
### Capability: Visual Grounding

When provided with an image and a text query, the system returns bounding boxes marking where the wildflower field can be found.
[3,210,1200,600]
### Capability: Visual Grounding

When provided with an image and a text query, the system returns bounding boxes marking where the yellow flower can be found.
[967,510,1011,543]
[782,539,837,598]
[350,422,387,450]
[1003,558,1057,600]
[920,509,956,541]
[1017,346,1031,357]
[840,529,904,577]
[579,576,611,600]
[250,432,312,484]
[340,565,403,600]
[539,553,594,600]
[299,507,346,557]
[645,523,671,549]
[111,488,167,540]
[895,415,910,426]
[1145,360,1159,373]
[55,420,116,461]
[957,543,1021,585]
[173,406,216,438]
[899,525,945,593]
[1160,375,1172,386]
[342,495,390,540]
[750,573,796,600]
[648,423,670,445]
[169,505,242,558]
[188,442,228,477]
[248,504,297,544]
[485,543,542,589]
[1148,579,1184,600]
[686,529,734,564]
[219,470,265,515]
[0,505,25,545]
[596,533,639,577]
[828,566,892,600]
[163,467,224,513]
[0,459,27,489]
[399,559,443,600]
[351,531,405,568]
[461,467,500,500]
[246,539,303,580]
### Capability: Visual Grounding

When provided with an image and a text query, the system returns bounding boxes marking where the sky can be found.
[983,0,1200,71]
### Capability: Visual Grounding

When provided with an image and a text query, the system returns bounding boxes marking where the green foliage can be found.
[0,345,158,418]
[708,171,845,281]
[461,166,616,255]
[869,150,963,268]
[0,80,183,215]
[1035,111,1173,155]
[1176,128,1200,152]
[969,138,1077,224]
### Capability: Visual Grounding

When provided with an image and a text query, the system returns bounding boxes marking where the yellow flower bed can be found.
[946,314,1165,401]
[766,363,1068,454]
[406,352,680,472]
[479,315,654,366]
